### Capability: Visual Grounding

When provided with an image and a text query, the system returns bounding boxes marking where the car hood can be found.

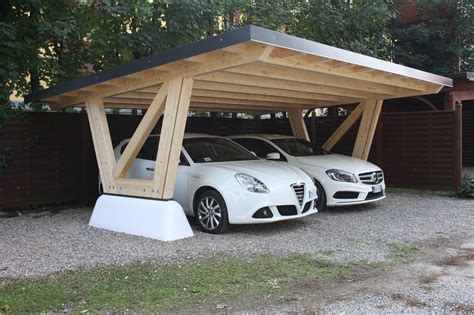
[201,160,309,183]
[295,154,381,174]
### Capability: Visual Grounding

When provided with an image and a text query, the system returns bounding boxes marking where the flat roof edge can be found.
[25,26,254,103]
[248,25,453,88]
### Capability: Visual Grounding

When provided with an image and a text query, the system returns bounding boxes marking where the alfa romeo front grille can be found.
[359,171,384,184]
[291,183,305,206]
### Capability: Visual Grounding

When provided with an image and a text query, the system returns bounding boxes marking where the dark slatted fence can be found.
[378,109,461,190]
[0,108,462,209]
[463,105,474,166]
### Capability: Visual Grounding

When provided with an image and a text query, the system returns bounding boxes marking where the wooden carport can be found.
[26,26,451,240]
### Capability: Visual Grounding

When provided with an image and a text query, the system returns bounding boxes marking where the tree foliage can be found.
[390,0,473,74]
[0,0,472,106]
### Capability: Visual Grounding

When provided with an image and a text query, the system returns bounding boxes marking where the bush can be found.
[458,175,474,199]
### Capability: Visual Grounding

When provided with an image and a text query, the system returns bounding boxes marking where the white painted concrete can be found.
[89,195,194,241]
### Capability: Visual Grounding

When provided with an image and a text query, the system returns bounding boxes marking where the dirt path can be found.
[235,236,474,313]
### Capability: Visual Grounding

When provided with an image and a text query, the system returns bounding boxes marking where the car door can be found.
[125,137,157,180]
[172,152,190,213]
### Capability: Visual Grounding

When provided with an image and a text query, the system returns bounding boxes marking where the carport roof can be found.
[26,25,452,113]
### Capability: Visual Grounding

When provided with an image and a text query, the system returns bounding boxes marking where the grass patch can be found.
[0,255,352,313]
[388,243,420,263]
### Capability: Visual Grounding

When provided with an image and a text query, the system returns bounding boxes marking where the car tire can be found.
[314,180,327,211]
[194,190,229,234]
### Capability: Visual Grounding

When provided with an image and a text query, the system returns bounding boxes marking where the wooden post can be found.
[352,100,383,160]
[375,113,384,168]
[153,77,194,199]
[322,103,364,151]
[114,82,169,178]
[454,101,462,191]
[85,96,116,193]
[288,108,310,141]
[310,111,317,149]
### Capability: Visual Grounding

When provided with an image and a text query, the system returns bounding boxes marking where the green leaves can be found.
[0,0,472,105]
[390,0,473,74]
[458,175,474,199]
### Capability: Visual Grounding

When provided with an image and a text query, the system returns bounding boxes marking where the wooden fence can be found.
[463,105,474,166]
[0,107,462,209]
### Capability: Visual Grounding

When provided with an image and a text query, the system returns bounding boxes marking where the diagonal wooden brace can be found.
[113,82,169,178]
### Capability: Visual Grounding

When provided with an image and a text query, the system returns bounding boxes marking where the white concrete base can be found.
[89,194,194,241]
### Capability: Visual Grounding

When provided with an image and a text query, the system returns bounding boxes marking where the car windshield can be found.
[183,137,258,163]
[271,138,328,156]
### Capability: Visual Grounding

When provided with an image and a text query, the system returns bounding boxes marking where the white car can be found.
[228,134,385,210]
[112,134,318,233]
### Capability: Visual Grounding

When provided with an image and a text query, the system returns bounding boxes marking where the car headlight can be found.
[326,169,358,183]
[309,188,318,199]
[235,173,270,193]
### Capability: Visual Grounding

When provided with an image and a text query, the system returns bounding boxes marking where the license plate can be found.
[372,185,382,193]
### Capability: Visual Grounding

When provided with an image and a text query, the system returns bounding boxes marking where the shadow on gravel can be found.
[227,219,308,236]
[320,203,379,215]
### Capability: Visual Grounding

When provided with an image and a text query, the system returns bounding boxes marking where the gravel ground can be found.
[260,236,474,314]
[1,191,472,279]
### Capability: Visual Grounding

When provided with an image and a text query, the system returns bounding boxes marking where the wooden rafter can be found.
[265,54,432,93]
[55,44,271,108]
[196,72,361,103]
[227,63,396,98]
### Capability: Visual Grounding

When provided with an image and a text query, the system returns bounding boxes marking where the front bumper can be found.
[324,181,386,207]
[221,183,318,224]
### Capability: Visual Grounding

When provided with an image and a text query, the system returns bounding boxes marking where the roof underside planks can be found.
[27,26,452,113]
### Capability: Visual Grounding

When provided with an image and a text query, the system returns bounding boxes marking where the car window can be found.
[137,137,159,160]
[271,138,327,156]
[183,137,258,163]
[120,137,189,165]
[232,138,282,159]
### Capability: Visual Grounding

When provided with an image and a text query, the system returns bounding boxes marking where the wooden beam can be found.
[57,43,270,108]
[321,103,365,151]
[118,88,320,105]
[142,81,346,104]
[113,82,169,178]
[288,109,310,141]
[352,100,383,160]
[85,96,117,193]
[101,101,313,112]
[153,77,193,199]
[227,63,396,98]
[265,55,430,94]
[258,45,274,61]
[104,95,313,109]
[197,72,359,103]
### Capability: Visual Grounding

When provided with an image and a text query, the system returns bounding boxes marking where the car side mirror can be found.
[266,152,281,160]
[249,151,257,157]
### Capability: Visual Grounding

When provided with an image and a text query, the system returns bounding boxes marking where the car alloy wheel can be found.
[195,190,229,234]
[198,196,222,230]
